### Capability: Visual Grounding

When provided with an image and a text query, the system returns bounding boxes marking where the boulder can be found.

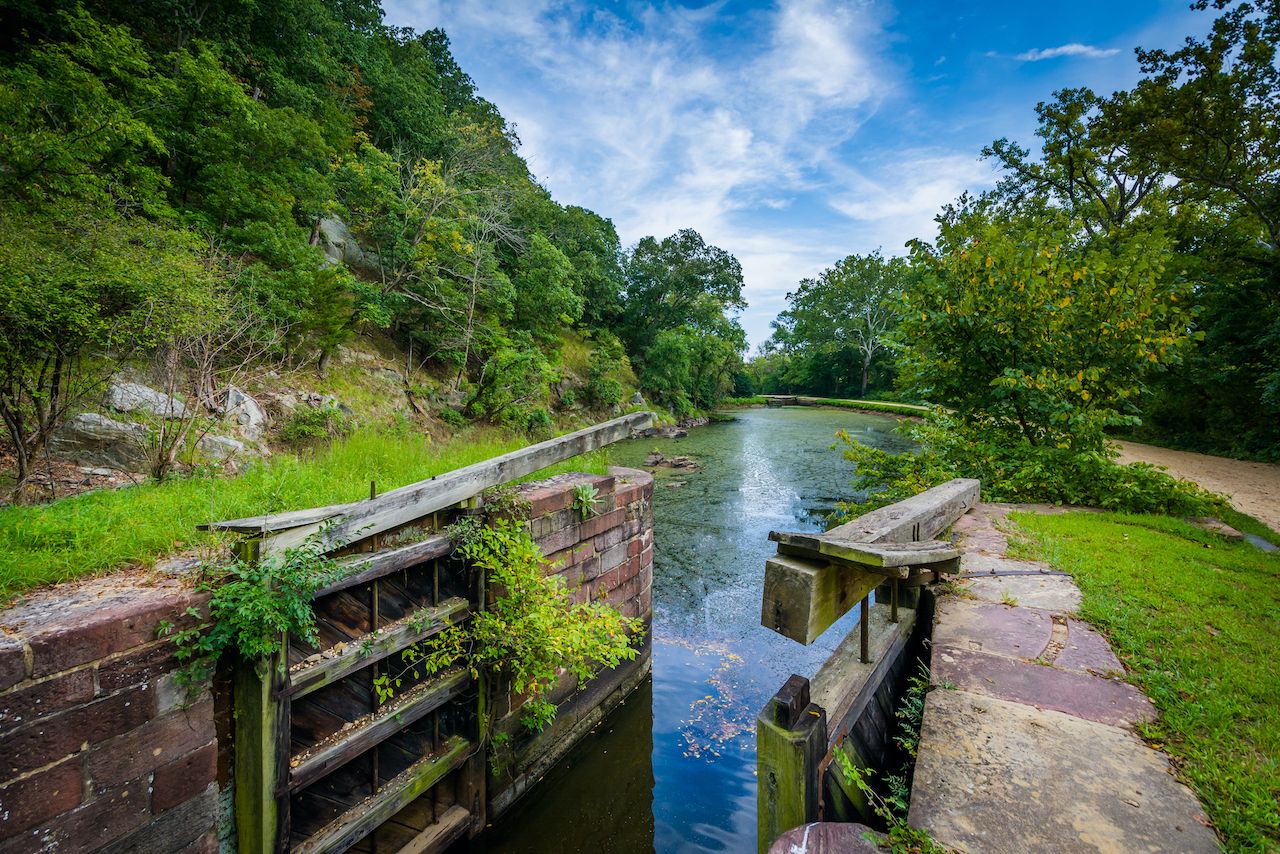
[48,413,149,472]
[224,386,267,440]
[105,381,187,419]
[630,391,645,406]
[317,217,382,275]
[197,434,247,462]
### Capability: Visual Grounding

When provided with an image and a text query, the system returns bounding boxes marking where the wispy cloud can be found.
[1012,43,1121,61]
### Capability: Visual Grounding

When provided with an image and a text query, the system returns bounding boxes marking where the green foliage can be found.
[832,748,954,853]
[1012,511,1280,851]
[901,208,1194,453]
[834,412,1224,518]
[584,334,628,410]
[435,407,467,428]
[571,483,601,520]
[384,516,643,735]
[159,530,343,685]
[280,406,354,444]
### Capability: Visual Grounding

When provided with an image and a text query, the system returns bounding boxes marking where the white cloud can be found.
[1013,43,1121,61]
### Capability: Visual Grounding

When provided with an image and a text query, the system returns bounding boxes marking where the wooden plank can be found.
[198,502,357,533]
[756,675,827,854]
[292,737,471,854]
[289,598,470,699]
[289,671,468,793]
[771,532,958,571]
[824,478,980,545]
[810,603,915,744]
[315,535,453,599]
[761,554,882,645]
[235,652,289,854]
[397,805,471,854]
[262,412,654,557]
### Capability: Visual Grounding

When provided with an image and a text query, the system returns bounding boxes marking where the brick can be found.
[97,642,180,694]
[87,699,213,792]
[0,755,82,837]
[613,481,646,506]
[536,524,580,556]
[151,741,217,813]
[598,567,623,593]
[639,586,653,615]
[0,777,150,854]
[579,509,625,541]
[598,542,628,574]
[523,485,574,517]
[627,538,643,558]
[577,556,602,582]
[0,637,27,693]
[593,526,625,551]
[623,518,642,537]
[0,685,154,779]
[639,544,654,569]
[27,592,197,678]
[619,598,641,619]
[0,668,95,729]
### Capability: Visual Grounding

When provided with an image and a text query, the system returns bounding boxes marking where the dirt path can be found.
[1116,440,1280,532]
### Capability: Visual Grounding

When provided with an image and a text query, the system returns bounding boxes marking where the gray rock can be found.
[318,217,382,275]
[223,386,267,440]
[106,381,187,419]
[197,434,247,462]
[630,391,644,406]
[48,413,149,472]
[372,367,403,385]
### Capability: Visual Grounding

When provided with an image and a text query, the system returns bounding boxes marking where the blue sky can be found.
[382,0,1210,349]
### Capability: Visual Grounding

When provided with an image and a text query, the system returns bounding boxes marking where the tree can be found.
[771,251,907,397]
[900,208,1195,451]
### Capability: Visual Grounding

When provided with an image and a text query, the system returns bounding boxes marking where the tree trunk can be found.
[860,352,872,398]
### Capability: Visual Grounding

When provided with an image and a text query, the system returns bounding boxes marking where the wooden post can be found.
[234,649,288,854]
[757,675,826,854]
[859,596,870,663]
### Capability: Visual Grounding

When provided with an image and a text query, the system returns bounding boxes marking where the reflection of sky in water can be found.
[472,407,912,854]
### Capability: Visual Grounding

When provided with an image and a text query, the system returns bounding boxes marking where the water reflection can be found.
[474,407,913,853]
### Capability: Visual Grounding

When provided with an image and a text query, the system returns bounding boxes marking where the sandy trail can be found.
[1116,440,1280,533]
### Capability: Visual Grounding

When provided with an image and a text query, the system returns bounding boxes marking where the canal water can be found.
[473,407,913,853]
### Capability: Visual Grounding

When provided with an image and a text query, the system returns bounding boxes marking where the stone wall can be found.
[0,573,222,853]
[0,466,655,850]
[489,466,654,816]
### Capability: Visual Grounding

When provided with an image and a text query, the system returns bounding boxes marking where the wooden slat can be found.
[292,738,471,854]
[198,502,357,533]
[289,598,470,699]
[761,554,882,645]
[824,478,980,545]
[262,412,654,557]
[397,805,471,854]
[289,670,468,793]
[315,535,453,599]
[769,532,958,571]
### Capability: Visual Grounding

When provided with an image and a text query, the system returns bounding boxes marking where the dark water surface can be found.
[474,407,912,853]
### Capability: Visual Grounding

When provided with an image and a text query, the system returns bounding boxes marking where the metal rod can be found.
[859,595,870,663]
[891,578,899,623]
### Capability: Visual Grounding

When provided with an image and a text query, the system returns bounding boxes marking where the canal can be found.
[473,406,913,853]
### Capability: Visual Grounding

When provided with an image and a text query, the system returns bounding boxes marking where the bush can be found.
[436,407,466,428]
[836,411,1224,518]
[280,406,352,443]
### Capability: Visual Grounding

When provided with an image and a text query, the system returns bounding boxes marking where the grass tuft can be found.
[1011,510,1280,852]
[0,429,608,598]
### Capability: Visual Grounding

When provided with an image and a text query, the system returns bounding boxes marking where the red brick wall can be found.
[0,574,220,853]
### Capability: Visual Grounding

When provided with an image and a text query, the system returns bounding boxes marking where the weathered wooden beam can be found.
[287,669,468,793]
[761,554,882,645]
[292,737,471,854]
[770,532,959,571]
[288,597,469,699]
[261,412,653,557]
[811,603,915,745]
[234,652,289,854]
[824,478,980,545]
[757,675,827,854]
[198,502,357,533]
[313,534,454,599]
[398,805,472,854]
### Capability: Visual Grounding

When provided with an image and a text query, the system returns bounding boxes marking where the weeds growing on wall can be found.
[375,488,643,744]
[834,410,1223,518]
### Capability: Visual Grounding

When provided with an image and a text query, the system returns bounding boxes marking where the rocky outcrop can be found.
[197,433,248,462]
[105,381,186,419]
[47,413,149,472]
[317,217,382,276]
[223,386,267,440]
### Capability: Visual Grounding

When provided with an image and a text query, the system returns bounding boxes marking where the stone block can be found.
[97,641,178,693]
[536,524,580,557]
[0,668,95,729]
[0,776,151,854]
[86,699,213,793]
[0,637,27,693]
[593,526,625,551]
[0,755,82,836]
[151,742,217,813]
[0,685,154,779]
[627,538,643,558]
[580,509,625,541]
[598,542,628,574]
[577,556,602,582]
[27,591,196,678]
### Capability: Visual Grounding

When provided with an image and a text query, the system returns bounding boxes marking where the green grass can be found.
[1010,510,1280,852]
[0,428,609,598]
[809,397,929,414]
[718,395,768,406]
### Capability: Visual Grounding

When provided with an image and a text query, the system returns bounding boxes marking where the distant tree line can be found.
[0,1,747,483]
[752,0,1279,460]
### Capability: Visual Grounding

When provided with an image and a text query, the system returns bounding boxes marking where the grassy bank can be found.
[1010,511,1280,852]
[0,429,609,599]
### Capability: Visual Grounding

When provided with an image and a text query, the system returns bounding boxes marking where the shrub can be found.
[836,411,1224,518]
[436,407,466,428]
[280,405,352,444]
